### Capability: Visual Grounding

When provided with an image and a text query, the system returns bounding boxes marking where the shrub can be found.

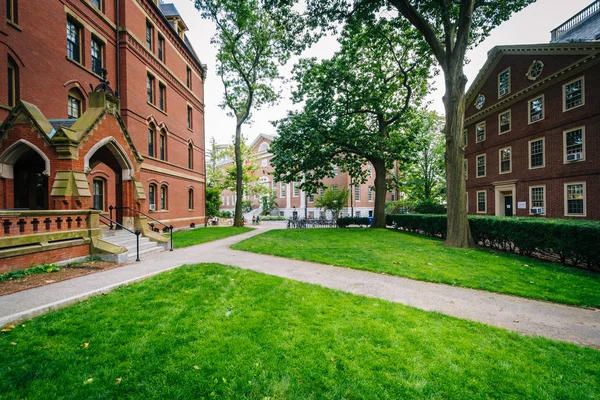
[385,199,413,214]
[387,214,600,270]
[0,263,62,282]
[259,215,287,221]
[337,217,372,228]
[414,199,446,215]
[219,211,232,218]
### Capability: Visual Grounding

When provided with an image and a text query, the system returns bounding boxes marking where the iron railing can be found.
[287,217,336,229]
[99,214,140,262]
[109,205,173,251]
[551,0,600,41]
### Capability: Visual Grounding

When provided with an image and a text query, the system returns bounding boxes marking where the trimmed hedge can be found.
[386,214,600,270]
[337,217,372,228]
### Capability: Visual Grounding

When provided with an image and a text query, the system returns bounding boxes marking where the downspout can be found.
[115,0,121,98]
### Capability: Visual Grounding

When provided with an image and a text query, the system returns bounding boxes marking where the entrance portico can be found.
[493,181,517,217]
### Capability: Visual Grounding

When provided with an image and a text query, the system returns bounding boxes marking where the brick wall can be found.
[0,244,89,273]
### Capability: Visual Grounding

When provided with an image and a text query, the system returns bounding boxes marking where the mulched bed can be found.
[0,261,123,297]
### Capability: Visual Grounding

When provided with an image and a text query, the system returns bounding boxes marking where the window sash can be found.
[187,107,192,129]
[368,188,373,201]
[188,190,194,209]
[498,70,510,97]
[91,39,102,75]
[159,134,166,160]
[158,37,164,61]
[159,85,165,110]
[477,192,486,212]
[565,129,583,155]
[7,66,15,107]
[148,129,155,157]
[476,156,485,177]
[67,20,80,62]
[530,140,544,167]
[500,149,511,173]
[68,96,81,118]
[354,186,360,201]
[146,23,153,49]
[499,111,510,133]
[160,188,167,210]
[531,187,544,208]
[565,79,582,109]
[188,146,193,169]
[293,183,299,197]
[529,97,543,122]
[567,184,584,214]
[476,123,485,142]
[280,183,286,198]
[149,186,155,206]
[147,76,154,103]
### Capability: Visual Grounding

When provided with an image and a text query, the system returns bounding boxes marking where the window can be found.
[66,18,81,62]
[463,129,467,147]
[91,37,104,75]
[355,186,360,202]
[476,122,485,143]
[476,154,486,178]
[368,187,373,202]
[498,110,511,134]
[92,178,105,211]
[159,131,166,161]
[160,186,167,210]
[280,183,286,198]
[319,187,324,195]
[146,21,154,50]
[529,138,545,169]
[475,94,485,110]
[528,95,544,124]
[149,184,156,208]
[259,142,269,152]
[188,143,193,169]
[7,0,17,23]
[158,35,165,62]
[7,57,18,108]
[498,68,510,97]
[293,182,299,197]
[565,183,586,216]
[187,106,193,129]
[147,74,155,104]
[188,189,194,210]
[463,159,468,180]
[308,194,314,203]
[332,164,339,176]
[186,67,192,89]
[563,77,584,111]
[90,0,101,9]
[148,127,155,157]
[356,211,361,217]
[499,147,511,174]
[261,158,268,167]
[477,191,486,213]
[564,127,585,163]
[158,83,166,111]
[529,186,546,215]
[67,89,83,119]
[368,163,373,178]
[332,185,339,193]
[526,60,544,81]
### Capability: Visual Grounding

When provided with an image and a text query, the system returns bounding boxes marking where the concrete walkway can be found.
[1,224,599,349]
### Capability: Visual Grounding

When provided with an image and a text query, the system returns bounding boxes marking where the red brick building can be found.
[0,0,206,268]
[464,4,600,220]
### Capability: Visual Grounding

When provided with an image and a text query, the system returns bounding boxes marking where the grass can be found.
[232,229,600,308]
[1,263,598,399]
[172,226,254,248]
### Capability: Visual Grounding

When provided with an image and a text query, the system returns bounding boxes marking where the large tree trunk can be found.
[233,120,244,227]
[443,64,474,247]
[371,158,387,228]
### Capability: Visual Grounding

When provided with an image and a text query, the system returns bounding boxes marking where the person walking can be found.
[252,215,256,225]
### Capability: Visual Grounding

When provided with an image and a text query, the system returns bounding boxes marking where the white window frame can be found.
[280,182,286,198]
[564,182,586,217]
[528,137,545,170]
[563,126,585,164]
[499,147,512,175]
[261,158,268,167]
[562,76,585,112]
[354,185,360,202]
[293,182,300,197]
[475,121,486,143]
[476,190,486,214]
[498,109,511,135]
[498,67,511,98]
[528,94,545,124]
[529,185,546,216]
[476,154,486,178]
[368,187,373,202]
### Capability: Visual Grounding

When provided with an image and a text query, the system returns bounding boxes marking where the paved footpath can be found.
[1,224,599,349]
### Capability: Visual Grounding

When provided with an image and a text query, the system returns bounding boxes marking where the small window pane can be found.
[91,0,101,9]
[159,134,166,160]
[158,36,165,61]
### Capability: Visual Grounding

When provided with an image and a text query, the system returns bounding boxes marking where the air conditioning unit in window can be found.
[149,204,156,211]
[530,207,544,214]
[566,153,583,161]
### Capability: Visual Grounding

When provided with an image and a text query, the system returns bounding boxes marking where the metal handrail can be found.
[109,205,173,251]
[99,214,140,262]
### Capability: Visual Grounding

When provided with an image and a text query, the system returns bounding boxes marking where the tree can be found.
[206,137,225,190]
[270,18,432,228]
[261,194,278,216]
[205,187,222,220]
[285,0,535,244]
[221,139,271,201]
[194,0,300,226]
[315,187,349,219]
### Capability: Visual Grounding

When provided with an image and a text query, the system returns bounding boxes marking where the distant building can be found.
[463,1,600,220]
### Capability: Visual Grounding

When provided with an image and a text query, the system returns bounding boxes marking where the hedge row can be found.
[337,217,372,228]
[386,214,600,270]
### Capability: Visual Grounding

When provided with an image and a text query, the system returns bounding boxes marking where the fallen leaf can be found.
[194,365,199,370]
[115,377,122,385]
[84,378,94,385]
[45,280,56,283]
[10,342,17,345]
[330,357,336,362]
[1,324,15,333]
[81,343,89,349]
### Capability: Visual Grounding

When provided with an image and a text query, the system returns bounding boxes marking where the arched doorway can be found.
[14,149,48,209]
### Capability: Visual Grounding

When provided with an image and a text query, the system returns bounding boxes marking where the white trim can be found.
[499,146,512,175]
[494,184,516,217]
[564,182,587,217]
[0,139,51,179]
[563,126,586,164]
[476,153,486,178]
[498,67,511,98]
[528,94,545,124]
[476,121,486,143]
[498,109,511,135]
[529,185,546,216]
[476,190,487,213]
[84,136,134,180]
[562,75,585,112]
[528,137,545,169]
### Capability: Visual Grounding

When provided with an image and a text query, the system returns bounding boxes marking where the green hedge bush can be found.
[386,214,600,270]
[337,217,372,228]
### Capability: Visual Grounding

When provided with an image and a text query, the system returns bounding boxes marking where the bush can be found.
[337,217,372,228]
[0,263,61,282]
[219,211,232,218]
[259,215,287,221]
[385,199,413,214]
[387,214,600,270]
[414,199,446,214]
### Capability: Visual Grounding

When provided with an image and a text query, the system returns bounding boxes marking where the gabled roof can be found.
[0,101,54,143]
[249,133,275,151]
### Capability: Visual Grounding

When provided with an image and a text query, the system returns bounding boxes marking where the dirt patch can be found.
[0,261,123,296]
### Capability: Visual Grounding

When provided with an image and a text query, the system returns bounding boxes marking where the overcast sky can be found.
[170,0,594,146]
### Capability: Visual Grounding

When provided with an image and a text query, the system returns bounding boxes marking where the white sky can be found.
[170,0,594,146]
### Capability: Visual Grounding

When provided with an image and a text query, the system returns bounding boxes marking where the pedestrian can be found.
[252,215,256,225]
[256,215,260,224]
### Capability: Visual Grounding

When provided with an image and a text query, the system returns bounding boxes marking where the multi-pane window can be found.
[477,191,486,213]
[499,110,511,134]
[149,184,156,208]
[160,186,167,210]
[368,163,373,178]
[159,132,166,161]
[158,83,166,111]
[498,68,510,97]
[7,58,18,107]
[308,194,314,203]
[354,186,360,202]
[463,159,468,180]
[7,0,17,23]
[280,183,286,198]
[187,106,193,129]
[66,18,81,62]
[91,37,103,75]
[564,128,584,162]
[563,77,583,111]
[476,122,485,142]
[93,179,104,210]
[528,95,544,123]
[68,93,82,119]
[499,147,511,174]
[476,154,486,178]
[158,35,165,62]
[147,75,155,104]
[530,186,545,213]
[146,21,153,50]
[566,183,585,215]
[368,187,373,202]
[188,189,194,210]
[529,138,545,168]
[186,67,192,89]
[148,127,155,157]
[188,144,193,169]
[332,165,339,176]
[293,182,300,197]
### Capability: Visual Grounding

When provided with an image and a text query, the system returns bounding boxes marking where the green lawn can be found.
[1,264,598,399]
[232,229,600,308]
[172,226,254,248]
